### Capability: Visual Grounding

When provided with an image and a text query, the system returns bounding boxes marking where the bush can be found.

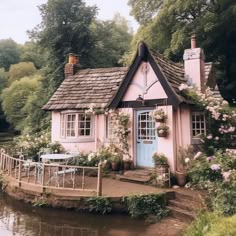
[71,152,100,167]
[13,132,50,157]
[123,194,168,219]
[86,197,112,214]
[211,170,236,216]
[183,213,236,236]
[188,149,236,215]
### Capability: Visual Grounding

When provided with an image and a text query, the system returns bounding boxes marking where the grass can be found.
[183,212,236,236]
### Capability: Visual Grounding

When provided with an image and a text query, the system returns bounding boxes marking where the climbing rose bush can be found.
[179,85,236,154]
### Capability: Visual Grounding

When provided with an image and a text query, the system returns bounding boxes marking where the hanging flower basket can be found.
[150,108,167,122]
[157,124,169,137]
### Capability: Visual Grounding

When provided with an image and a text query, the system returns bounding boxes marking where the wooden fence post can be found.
[42,164,46,193]
[18,159,22,187]
[97,162,102,196]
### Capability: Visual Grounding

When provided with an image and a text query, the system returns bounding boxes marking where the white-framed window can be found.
[61,112,93,138]
[106,115,117,142]
[191,111,206,138]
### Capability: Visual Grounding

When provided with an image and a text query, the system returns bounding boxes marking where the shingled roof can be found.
[43,67,128,110]
[43,43,215,111]
[149,49,187,94]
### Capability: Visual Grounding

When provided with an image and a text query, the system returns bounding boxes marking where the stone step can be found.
[174,191,205,205]
[168,199,198,212]
[124,169,153,177]
[116,174,151,184]
[167,206,196,223]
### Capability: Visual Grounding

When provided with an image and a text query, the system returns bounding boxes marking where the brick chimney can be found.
[183,35,205,92]
[64,53,80,79]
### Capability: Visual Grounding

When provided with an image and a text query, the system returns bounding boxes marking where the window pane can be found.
[78,114,92,136]
[138,112,156,140]
[192,112,206,138]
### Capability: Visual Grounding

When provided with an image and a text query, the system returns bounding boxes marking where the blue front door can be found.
[136,110,157,167]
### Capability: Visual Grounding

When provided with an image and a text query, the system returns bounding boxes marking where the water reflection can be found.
[0,192,150,236]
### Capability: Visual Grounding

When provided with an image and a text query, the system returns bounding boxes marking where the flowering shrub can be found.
[177,145,199,171]
[187,149,236,215]
[14,132,50,157]
[179,85,236,154]
[72,152,100,167]
[71,144,123,168]
[149,108,167,121]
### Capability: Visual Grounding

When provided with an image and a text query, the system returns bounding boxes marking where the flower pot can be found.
[111,162,119,171]
[155,117,165,122]
[157,131,168,137]
[175,171,187,187]
[124,161,131,170]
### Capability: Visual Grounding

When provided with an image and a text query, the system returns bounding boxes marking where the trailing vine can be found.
[109,110,131,156]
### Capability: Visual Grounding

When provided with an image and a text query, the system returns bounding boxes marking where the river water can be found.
[0,192,157,236]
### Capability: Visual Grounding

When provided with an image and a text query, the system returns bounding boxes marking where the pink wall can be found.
[155,106,175,172]
[122,62,167,101]
[51,111,106,153]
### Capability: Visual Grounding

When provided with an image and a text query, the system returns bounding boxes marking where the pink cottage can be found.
[43,36,220,172]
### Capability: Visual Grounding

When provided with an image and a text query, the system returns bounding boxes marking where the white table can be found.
[40,154,74,164]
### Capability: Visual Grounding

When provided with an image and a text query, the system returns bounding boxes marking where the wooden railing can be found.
[0,149,102,196]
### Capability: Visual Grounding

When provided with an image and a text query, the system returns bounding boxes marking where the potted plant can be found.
[150,108,167,122]
[110,154,122,171]
[123,156,133,170]
[152,152,170,187]
[152,152,169,166]
[157,124,169,137]
[175,146,196,187]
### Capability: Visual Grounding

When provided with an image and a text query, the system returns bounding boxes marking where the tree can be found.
[1,76,40,131]
[128,0,163,24]
[8,62,37,85]
[0,68,9,131]
[0,68,8,92]
[90,14,133,67]
[127,0,236,101]
[0,39,21,71]
[28,0,97,92]
[20,42,48,69]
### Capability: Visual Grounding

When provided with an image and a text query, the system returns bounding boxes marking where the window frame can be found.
[191,111,206,144]
[60,112,94,140]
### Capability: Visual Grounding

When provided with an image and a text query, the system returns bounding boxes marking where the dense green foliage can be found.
[0,39,21,70]
[187,150,236,216]
[90,14,132,68]
[86,197,112,214]
[183,213,236,236]
[0,0,132,135]
[127,0,236,101]
[1,76,40,131]
[8,62,37,85]
[123,194,168,219]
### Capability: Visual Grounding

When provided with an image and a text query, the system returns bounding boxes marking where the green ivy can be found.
[123,193,168,219]
[86,197,112,214]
